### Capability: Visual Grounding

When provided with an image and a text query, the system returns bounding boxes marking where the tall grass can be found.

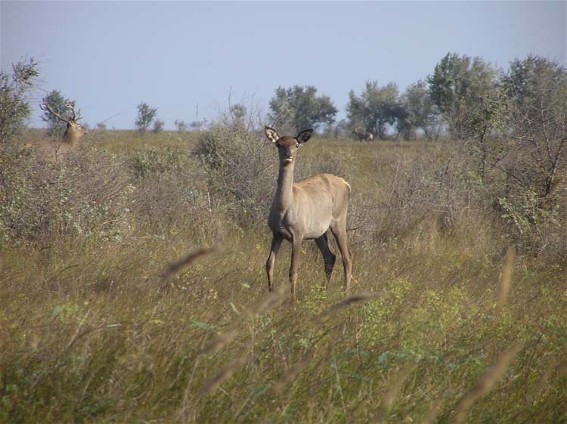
[0,130,565,423]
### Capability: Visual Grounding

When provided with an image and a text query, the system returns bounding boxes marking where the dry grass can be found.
[0,130,566,423]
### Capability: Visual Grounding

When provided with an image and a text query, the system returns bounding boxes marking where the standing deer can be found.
[353,128,374,141]
[37,101,88,160]
[264,126,352,301]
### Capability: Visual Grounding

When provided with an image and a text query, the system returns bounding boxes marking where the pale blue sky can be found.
[1,1,566,130]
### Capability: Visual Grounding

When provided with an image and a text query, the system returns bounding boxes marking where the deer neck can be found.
[63,130,80,148]
[275,162,295,211]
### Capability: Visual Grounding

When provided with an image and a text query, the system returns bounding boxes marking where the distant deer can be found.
[353,128,374,141]
[36,101,88,160]
[264,126,352,301]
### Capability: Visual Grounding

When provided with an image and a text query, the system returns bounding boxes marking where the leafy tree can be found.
[498,55,567,201]
[230,104,247,121]
[152,119,165,134]
[325,119,351,139]
[0,58,39,143]
[347,81,404,140]
[190,120,205,131]
[503,55,566,136]
[428,52,498,139]
[268,85,337,133]
[41,90,72,137]
[217,103,251,130]
[135,102,157,136]
[457,55,567,252]
[174,119,188,132]
[399,80,440,140]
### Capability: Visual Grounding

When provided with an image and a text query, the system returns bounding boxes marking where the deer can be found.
[353,128,374,141]
[264,126,352,302]
[35,101,88,160]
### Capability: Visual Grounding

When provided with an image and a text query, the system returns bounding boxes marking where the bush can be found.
[0,142,133,245]
[468,57,567,259]
[349,141,493,255]
[0,59,39,143]
[128,147,227,243]
[194,125,276,229]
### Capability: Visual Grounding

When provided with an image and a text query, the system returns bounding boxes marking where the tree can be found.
[96,122,107,131]
[328,119,351,139]
[41,90,72,137]
[190,120,205,132]
[428,52,498,139]
[152,119,165,134]
[216,103,250,131]
[458,55,567,253]
[135,102,157,135]
[268,85,337,133]
[498,56,567,202]
[347,81,404,140]
[174,119,188,133]
[230,103,247,129]
[0,58,39,143]
[399,80,441,140]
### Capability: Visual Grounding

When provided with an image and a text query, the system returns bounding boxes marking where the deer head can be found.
[265,126,313,166]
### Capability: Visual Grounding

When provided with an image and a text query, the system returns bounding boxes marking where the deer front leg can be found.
[289,236,303,302]
[266,235,282,292]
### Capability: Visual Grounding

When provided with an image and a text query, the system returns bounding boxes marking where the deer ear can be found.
[296,129,313,144]
[264,126,279,143]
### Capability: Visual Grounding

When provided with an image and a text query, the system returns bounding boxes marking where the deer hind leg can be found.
[266,235,282,292]
[315,233,336,286]
[330,221,352,293]
[289,236,304,302]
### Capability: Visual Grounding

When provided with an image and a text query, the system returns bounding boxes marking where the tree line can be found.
[269,53,566,143]
[0,52,565,143]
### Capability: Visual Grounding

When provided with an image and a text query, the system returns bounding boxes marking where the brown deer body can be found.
[353,128,374,141]
[264,127,352,301]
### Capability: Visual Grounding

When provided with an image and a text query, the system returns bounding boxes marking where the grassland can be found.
[1,129,566,423]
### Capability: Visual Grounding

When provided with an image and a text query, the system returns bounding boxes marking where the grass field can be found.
[1,129,566,423]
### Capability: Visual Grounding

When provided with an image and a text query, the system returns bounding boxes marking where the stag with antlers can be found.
[37,100,87,160]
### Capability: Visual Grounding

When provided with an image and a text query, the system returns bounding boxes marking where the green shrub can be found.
[0,143,133,245]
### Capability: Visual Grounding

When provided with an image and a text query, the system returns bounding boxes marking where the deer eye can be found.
[295,143,300,148]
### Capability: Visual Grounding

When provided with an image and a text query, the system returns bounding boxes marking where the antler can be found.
[65,101,82,122]
[41,102,71,124]
[41,100,82,123]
